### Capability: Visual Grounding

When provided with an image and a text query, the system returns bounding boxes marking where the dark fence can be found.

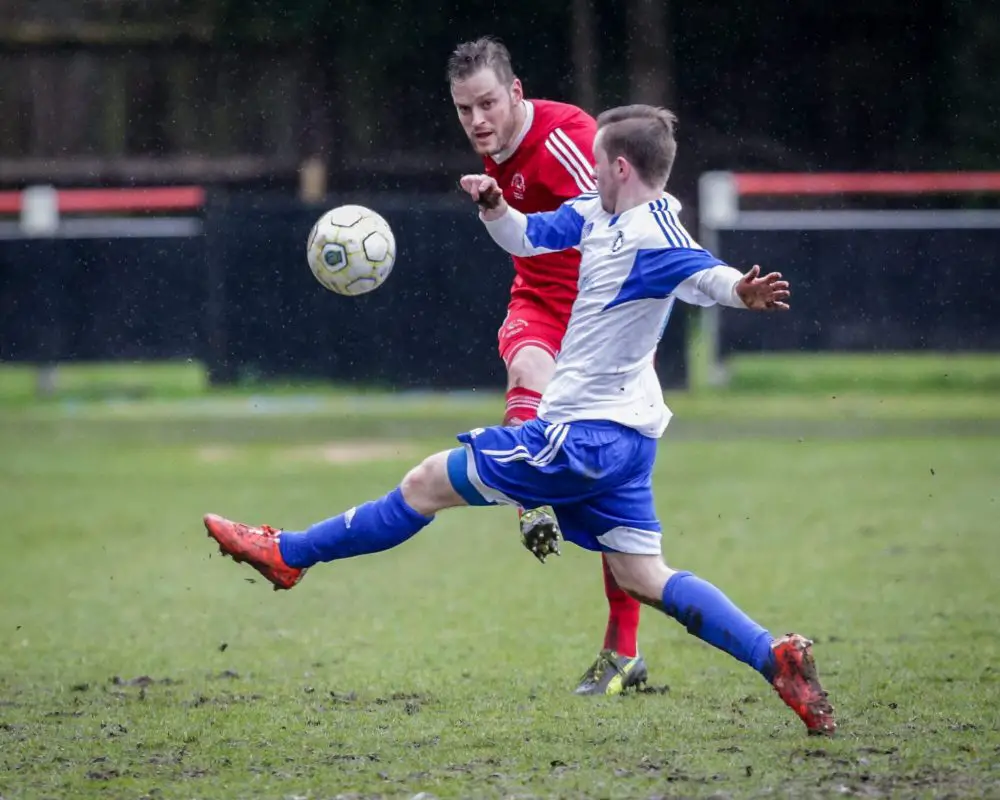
[202,194,691,388]
[0,192,691,389]
[204,193,515,388]
[717,228,1000,353]
[0,236,204,362]
[2,194,998,390]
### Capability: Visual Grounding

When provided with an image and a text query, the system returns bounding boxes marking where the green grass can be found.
[3,352,1000,406]
[725,352,1000,393]
[0,360,209,404]
[1,390,998,799]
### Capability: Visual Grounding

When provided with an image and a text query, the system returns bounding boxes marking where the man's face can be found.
[451,68,523,156]
[593,131,619,213]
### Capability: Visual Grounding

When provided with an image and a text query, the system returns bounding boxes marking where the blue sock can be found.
[661,571,776,681]
[278,487,433,568]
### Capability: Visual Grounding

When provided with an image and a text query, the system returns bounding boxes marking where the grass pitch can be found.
[1,385,998,799]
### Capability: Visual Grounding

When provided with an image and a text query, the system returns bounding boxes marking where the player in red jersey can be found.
[447,37,648,695]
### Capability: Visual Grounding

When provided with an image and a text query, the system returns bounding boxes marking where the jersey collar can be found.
[491,100,534,164]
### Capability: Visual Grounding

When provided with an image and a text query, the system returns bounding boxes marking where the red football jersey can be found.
[484,99,597,329]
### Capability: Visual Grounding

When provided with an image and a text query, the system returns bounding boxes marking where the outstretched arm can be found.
[675,263,790,311]
[626,247,791,312]
[459,174,588,257]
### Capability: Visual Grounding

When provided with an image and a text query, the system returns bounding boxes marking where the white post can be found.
[20,186,61,396]
[20,185,59,237]
[688,171,738,390]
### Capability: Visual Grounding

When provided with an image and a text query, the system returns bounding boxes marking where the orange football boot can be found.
[771,633,836,736]
[203,513,306,591]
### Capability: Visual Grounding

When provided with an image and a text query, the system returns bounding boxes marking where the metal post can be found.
[20,186,61,397]
[688,171,738,390]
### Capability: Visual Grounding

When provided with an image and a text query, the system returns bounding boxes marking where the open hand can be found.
[736,265,791,311]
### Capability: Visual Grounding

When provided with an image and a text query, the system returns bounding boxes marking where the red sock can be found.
[504,387,542,427]
[602,554,640,657]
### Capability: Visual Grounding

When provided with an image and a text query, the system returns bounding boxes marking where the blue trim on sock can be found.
[446,447,490,506]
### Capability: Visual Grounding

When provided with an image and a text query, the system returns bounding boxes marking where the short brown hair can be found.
[447,36,516,86]
[596,105,678,188]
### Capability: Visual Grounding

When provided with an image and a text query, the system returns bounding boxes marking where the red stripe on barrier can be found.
[733,172,1000,196]
[0,186,205,214]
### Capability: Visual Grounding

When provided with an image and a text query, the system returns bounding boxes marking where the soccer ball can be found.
[305,205,396,296]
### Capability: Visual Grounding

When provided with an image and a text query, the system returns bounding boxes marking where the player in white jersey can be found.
[202,104,836,736]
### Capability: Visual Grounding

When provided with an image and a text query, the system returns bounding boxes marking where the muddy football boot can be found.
[574,649,649,696]
[771,633,836,735]
[520,507,562,563]
[203,513,306,591]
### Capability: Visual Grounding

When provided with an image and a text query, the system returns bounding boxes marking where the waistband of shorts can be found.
[536,417,656,439]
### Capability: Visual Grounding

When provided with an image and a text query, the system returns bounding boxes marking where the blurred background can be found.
[0,0,999,394]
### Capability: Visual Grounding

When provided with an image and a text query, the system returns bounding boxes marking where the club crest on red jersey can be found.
[502,317,529,336]
[510,172,527,200]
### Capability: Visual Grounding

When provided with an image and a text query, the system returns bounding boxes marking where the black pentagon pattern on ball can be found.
[323,243,347,269]
[362,232,390,263]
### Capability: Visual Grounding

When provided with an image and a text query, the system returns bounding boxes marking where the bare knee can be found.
[507,346,556,392]
[399,452,464,517]
[604,553,676,609]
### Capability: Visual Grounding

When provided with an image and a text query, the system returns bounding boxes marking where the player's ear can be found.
[510,77,524,103]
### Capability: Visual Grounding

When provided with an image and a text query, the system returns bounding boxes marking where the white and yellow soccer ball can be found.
[306,205,396,296]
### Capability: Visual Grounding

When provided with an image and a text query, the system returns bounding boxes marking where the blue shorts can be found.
[446,418,662,555]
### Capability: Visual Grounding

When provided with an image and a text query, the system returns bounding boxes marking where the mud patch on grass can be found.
[196,445,236,462]
[197,441,418,465]
[408,736,441,749]
[280,441,419,464]
[614,757,724,785]
[370,691,432,715]
[187,692,263,708]
[810,766,994,798]
[443,757,502,775]
[321,690,432,714]
[110,675,180,688]
[325,752,381,765]
[635,683,671,695]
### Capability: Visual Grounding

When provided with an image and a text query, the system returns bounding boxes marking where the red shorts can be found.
[497,299,568,367]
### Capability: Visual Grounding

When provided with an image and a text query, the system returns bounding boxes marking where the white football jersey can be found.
[483,192,747,438]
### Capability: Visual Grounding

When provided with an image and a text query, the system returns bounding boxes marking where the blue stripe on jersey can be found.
[525,201,587,251]
[649,199,695,248]
[604,247,724,310]
[648,201,677,245]
[658,199,695,248]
